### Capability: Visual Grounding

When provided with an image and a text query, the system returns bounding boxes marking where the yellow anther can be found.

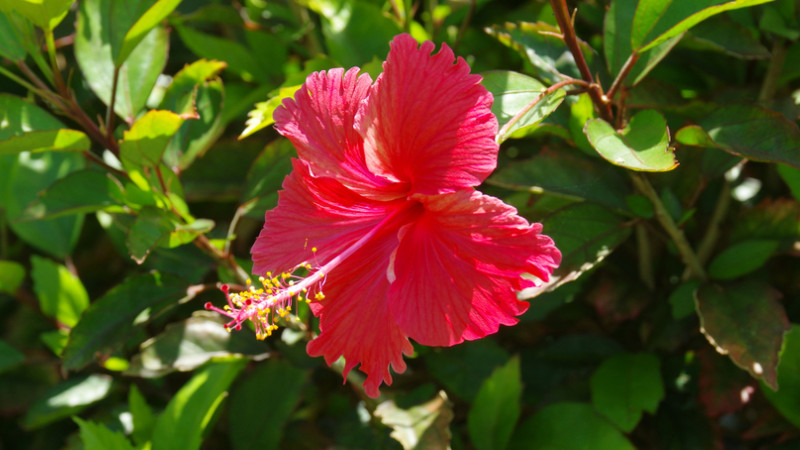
[312,247,317,252]
[315,292,325,300]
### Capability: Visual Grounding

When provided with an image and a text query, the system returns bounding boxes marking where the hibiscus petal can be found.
[274,68,405,199]
[388,191,561,346]
[306,223,414,399]
[251,159,402,276]
[358,34,498,195]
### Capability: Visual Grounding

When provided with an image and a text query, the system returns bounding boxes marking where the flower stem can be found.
[631,173,707,281]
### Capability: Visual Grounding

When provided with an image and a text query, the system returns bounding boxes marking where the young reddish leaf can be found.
[696,281,790,390]
[590,353,664,432]
[697,347,754,418]
[584,109,677,172]
[730,198,800,242]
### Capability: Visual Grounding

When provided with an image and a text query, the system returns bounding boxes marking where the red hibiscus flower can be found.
[207,34,561,398]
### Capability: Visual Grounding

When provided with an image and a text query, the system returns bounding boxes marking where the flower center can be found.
[205,203,413,339]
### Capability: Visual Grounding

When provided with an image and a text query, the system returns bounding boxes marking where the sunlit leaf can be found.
[584,109,676,172]
[151,359,247,450]
[128,385,155,446]
[481,71,566,143]
[30,255,89,328]
[696,280,790,389]
[126,311,268,377]
[23,374,113,429]
[74,417,136,450]
[632,0,777,52]
[116,0,181,66]
[62,272,189,371]
[240,85,301,139]
[75,0,168,122]
[468,356,521,450]
[0,0,73,30]
[19,170,127,221]
[375,390,453,450]
[0,12,29,61]
[590,353,664,432]
[0,129,90,155]
[120,110,185,169]
[486,21,604,84]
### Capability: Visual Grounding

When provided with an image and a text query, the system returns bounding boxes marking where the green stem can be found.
[0,64,39,92]
[453,0,475,51]
[758,39,786,102]
[106,66,121,134]
[682,180,731,281]
[631,173,707,281]
[44,30,66,93]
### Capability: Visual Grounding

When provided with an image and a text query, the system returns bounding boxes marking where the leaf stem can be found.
[631,173,707,281]
[106,66,121,134]
[453,0,476,51]
[682,180,731,281]
[758,38,786,102]
[606,52,640,101]
[636,223,655,290]
[548,0,613,122]
[496,78,588,142]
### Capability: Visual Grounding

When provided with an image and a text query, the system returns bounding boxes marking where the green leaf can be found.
[686,15,770,59]
[510,402,635,450]
[75,0,168,122]
[175,26,284,84]
[151,359,247,450]
[424,340,510,402]
[228,360,309,450]
[518,201,632,297]
[0,260,25,294]
[675,124,718,148]
[240,85,301,139]
[468,356,522,450]
[778,164,800,202]
[126,311,268,377]
[127,207,212,264]
[74,417,136,450]
[115,0,181,66]
[307,0,401,67]
[707,239,779,280]
[159,59,227,116]
[584,109,677,172]
[730,199,800,243]
[668,280,701,320]
[632,0,776,53]
[696,104,800,168]
[0,340,25,373]
[61,272,189,371]
[762,326,800,428]
[604,0,683,86]
[0,0,73,30]
[128,385,156,446]
[0,129,90,155]
[23,374,113,429]
[696,280,790,389]
[19,169,127,221]
[590,353,664,432]
[375,391,453,450]
[481,71,566,143]
[120,110,185,168]
[486,22,604,84]
[489,150,631,211]
[240,139,295,219]
[30,255,89,328]
[0,12,29,61]
[0,95,85,258]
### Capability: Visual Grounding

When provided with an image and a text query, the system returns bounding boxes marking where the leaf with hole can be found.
[696,280,790,390]
[584,109,676,172]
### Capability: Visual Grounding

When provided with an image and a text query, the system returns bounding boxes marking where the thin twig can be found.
[758,39,786,102]
[454,0,475,51]
[682,180,731,281]
[606,52,640,101]
[631,173,707,281]
[636,223,655,290]
[106,66,121,137]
